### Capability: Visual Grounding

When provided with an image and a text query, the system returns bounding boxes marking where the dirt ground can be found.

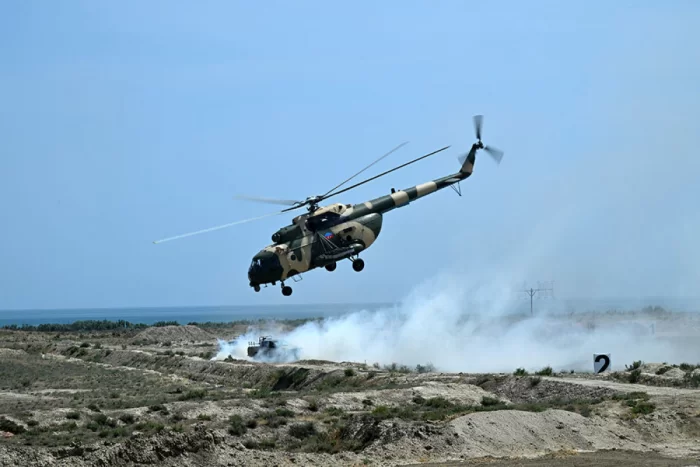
[407,450,700,466]
[0,316,699,467]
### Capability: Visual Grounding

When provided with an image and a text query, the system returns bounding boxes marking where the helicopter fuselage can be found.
[247,150,476,294]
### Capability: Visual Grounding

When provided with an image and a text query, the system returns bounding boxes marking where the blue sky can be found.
[1,1,699,309]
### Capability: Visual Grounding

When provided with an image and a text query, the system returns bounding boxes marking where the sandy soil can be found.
[131,325,215,343]
[406,450,700,466]
[0,314,698,467]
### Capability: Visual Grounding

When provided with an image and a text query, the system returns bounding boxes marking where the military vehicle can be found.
[154,115,504,296]
[247,336,300,362]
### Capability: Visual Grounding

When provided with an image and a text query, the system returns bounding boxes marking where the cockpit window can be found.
[305,212,341,232]
[250,254,281,270]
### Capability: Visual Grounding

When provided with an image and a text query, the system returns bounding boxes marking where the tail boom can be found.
[345,165,474,220]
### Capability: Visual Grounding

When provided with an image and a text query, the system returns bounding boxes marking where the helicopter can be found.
[154,115,504,296]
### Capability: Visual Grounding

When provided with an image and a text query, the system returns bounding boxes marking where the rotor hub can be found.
[303,195,323,212]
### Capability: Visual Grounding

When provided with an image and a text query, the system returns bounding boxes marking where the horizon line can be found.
[2,295,700,314]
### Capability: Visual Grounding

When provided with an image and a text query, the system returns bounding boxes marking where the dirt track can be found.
[406,450,700,466]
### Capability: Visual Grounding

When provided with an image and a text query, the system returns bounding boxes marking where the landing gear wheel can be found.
[282,286,293,296]
[352,258,365,272]
[325,262,336,272]
[253,284,261,292]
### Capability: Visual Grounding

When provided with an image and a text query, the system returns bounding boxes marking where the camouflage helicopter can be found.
[154,115,504,296]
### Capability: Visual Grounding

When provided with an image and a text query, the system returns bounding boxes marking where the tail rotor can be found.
[457,114,505,166]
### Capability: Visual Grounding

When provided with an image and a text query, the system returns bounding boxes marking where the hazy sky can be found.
[1,1,699,309]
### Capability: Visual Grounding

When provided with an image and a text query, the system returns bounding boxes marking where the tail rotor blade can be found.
[457,152,468,166]
[484,146,504,165]
[473,114,483,141]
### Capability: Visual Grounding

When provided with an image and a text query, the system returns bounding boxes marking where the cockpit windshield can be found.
[249,254,281,271]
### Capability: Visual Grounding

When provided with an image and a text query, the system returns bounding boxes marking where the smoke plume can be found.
[214,269,699,373]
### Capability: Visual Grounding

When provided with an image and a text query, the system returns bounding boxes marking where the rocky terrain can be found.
[0,317,699,467]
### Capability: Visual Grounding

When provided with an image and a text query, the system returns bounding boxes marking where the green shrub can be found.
[307,399,319,412]
[289,421,316,439]
[178,389,206,401]
[119,413,136,424]
[628,369,642,383]
[481,396,500,407]
[631,401,655,415]
[0,417,25,434]
[228,415,246,436]
[324,406,344,417]
[274,407,294,418]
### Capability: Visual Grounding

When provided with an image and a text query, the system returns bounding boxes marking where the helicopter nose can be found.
[247,250,283,286]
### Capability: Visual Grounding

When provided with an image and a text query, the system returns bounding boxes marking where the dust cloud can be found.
[214,270,699,373]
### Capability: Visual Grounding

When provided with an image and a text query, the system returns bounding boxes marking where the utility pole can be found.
[522,281,554,316]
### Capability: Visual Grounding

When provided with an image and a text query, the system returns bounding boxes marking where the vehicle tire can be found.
[282,286,293,296]
[325,262,336,272]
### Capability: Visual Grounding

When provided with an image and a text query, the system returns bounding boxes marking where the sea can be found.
[0,303,392,327]
[1,297,699,327]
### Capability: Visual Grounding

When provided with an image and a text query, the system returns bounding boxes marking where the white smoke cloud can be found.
[214,268,696,373]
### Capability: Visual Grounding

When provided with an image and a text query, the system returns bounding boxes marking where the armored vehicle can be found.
[247,336,300,362]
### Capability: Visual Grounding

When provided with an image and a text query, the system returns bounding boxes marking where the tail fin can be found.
[459,144,479,175]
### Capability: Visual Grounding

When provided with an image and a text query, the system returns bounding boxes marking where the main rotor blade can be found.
[320,141,409,198]
[321,145,450,201]
[153,209,292,244]
[233,194,301,206]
